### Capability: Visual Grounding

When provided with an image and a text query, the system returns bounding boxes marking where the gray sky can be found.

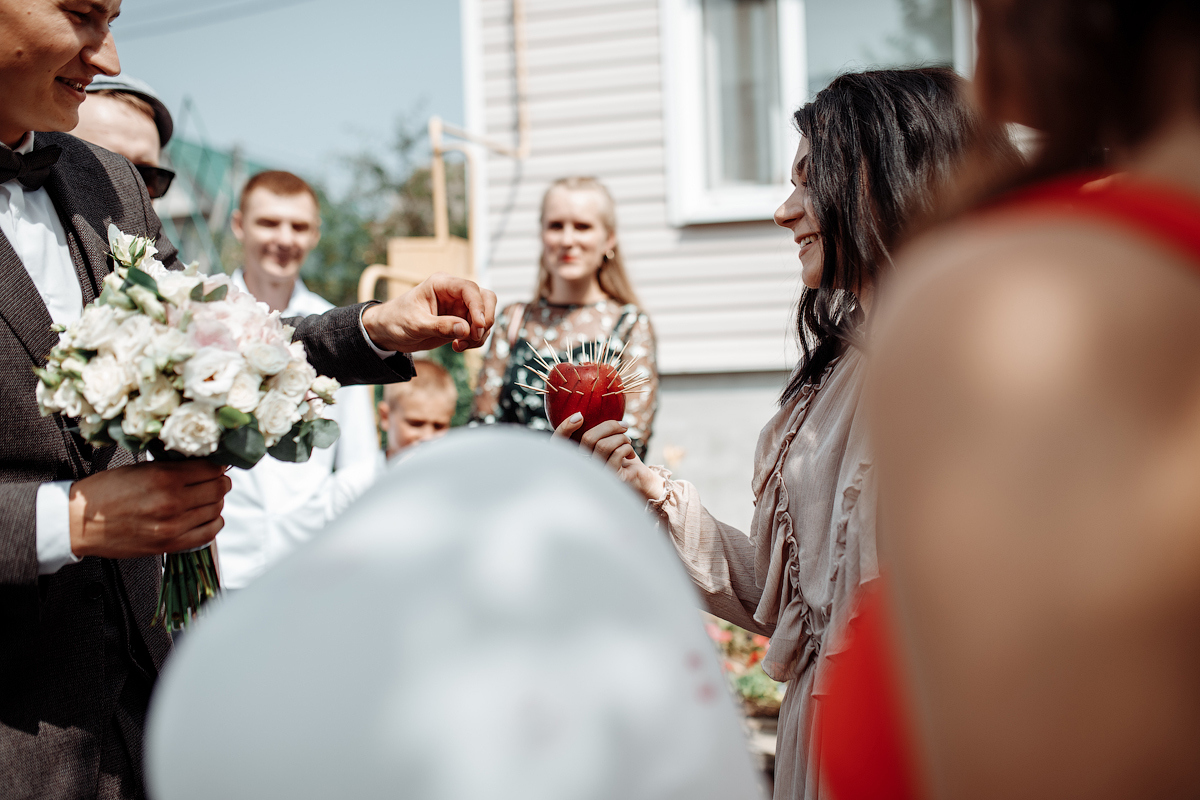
[113,0,465,187]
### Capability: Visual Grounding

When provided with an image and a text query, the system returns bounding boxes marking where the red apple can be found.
[544,361,626,439]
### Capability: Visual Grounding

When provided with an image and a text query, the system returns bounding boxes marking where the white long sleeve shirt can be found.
[0,133,84,575]
[215,271,384,589]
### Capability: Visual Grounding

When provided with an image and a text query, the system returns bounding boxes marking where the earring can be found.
[605,249,616,261]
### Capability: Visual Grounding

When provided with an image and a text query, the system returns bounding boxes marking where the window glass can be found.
[701,0,782,188]
[806,0,954,96]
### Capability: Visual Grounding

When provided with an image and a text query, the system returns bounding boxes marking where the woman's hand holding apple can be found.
[553,414,666,502]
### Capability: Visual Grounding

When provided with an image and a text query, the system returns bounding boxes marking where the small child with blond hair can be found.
[378,359,458,460]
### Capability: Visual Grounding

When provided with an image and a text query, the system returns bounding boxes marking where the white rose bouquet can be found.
[35,226,343,630]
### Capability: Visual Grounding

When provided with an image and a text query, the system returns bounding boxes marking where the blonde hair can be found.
[384,360,457,409]
[535,176,640,306]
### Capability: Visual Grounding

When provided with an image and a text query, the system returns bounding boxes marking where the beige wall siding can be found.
[471,0,801,374]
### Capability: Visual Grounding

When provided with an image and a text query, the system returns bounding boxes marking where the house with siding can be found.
[458,0,975,528]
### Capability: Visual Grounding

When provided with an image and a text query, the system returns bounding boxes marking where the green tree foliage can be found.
[302,113,468,308]
[300,113,473,427]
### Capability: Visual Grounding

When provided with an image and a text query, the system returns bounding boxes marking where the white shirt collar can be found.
[230,268,332,318]
[5,132,35,155]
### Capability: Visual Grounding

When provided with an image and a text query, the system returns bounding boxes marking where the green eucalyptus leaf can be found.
[190,282,206,302]
[202,284,228,303]
[216,406,251,429]
[33,367,62,388]
[123,266,160,296]
[267,422,313,463]
[107,417,144,454]
[211,424,266,469]
[307,418,340,449]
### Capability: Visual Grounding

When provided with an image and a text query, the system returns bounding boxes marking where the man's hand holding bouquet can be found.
[36,226,343,630]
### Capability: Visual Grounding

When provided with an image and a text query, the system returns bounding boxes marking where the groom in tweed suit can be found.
[0,2,495,798]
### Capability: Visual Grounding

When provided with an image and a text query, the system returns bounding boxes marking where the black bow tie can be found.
[0,144,62,191]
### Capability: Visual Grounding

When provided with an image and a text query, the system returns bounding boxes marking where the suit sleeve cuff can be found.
[36,480,79,575]
[359,304,397,359]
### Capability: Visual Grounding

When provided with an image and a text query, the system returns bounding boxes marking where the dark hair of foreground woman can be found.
[786,67,1014,397]
[976,0,1200,184]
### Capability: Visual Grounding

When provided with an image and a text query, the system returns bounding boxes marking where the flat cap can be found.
[86,74,174,146]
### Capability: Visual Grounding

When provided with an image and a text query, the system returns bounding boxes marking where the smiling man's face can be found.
[0,0,121,147]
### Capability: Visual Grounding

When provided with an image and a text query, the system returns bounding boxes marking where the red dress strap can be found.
[992,174,1200,268]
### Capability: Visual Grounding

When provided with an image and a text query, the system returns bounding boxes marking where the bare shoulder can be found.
[874,212,1200,416]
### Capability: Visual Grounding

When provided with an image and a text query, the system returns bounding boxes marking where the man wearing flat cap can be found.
[71,74,177,200]
[0,1,496,797]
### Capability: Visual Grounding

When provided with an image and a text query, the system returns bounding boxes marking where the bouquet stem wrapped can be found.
[36,226,342,631]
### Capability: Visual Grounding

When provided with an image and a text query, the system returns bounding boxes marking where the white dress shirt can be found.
[215,271,385,589]
[0,133,84,575]
[3,133,394,576]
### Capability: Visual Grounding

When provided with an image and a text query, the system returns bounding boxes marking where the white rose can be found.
[160,402,221,457]
[300,396,324,422]
[255,389,301,446]
[268,361,317,400]
[148,327,195,367]
[79,413,106,441]
[60,355,87,376]
[139,257,168,278]
[105,315,156,363]
[287,341,306,361]
[71,304,121,350]
[101,271,123,295]
[36,379,78,417]
[107,224,137,265]
[127,285,166,323]
[107,225,157,269]
[35,380,56,415]
[243,341,290,376]
[156,271,204,307]
[225,369,264,413]
[182,347,246,407]
[80,355,135,419]
[310,375,341,404]
[121,395,156,441]
[137,373,182,417]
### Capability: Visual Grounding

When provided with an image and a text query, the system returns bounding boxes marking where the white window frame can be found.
[660,0,976,226]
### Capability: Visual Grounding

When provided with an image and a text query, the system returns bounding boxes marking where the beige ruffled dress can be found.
[649,346,878,800]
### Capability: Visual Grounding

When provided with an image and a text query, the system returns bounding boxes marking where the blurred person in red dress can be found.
[821,2,1200,799]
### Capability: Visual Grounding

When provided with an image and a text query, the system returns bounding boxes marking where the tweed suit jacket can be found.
[0,132,413,798]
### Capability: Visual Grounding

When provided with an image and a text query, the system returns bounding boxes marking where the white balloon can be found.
[146,427,761,800]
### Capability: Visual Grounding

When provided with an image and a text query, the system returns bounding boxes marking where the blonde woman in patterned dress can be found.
[557,70,1011,799]
[470,176,658,458]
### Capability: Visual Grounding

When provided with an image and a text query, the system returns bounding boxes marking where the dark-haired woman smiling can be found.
[556,68,1012,800]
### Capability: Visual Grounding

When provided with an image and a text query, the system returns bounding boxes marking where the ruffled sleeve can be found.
[745,351,874,684]
[647,466,771,636]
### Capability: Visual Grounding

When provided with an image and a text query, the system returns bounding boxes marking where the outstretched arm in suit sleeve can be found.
[288,275,498,386]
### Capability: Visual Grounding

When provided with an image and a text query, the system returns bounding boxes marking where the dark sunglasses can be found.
[135,164,176,200]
